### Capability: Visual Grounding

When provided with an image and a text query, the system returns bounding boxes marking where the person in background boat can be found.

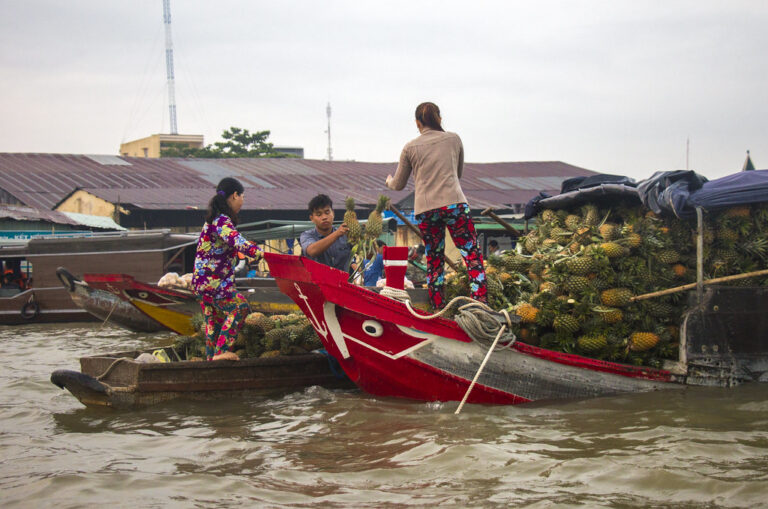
[299,194,351,271]
[2,259,28,290]
[361,239,386,286]
[406,244,427,287]
[385,101,487,309]
[192,177,261,361]
[488,239,501,256]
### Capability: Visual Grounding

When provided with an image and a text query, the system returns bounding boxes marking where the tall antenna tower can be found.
[325,102,333,161]
[163,0,178,134]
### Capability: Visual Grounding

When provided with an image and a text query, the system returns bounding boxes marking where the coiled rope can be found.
[380,287,521,414]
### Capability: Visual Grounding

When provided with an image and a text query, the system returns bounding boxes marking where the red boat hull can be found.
[265,253,680,405]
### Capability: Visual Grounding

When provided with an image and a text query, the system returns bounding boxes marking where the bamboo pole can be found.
[630,268,768,302]
[388,204,460,271]
[480,207,520,237]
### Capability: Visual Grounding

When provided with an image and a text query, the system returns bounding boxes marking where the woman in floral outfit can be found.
[386,102,487,310]
[192,177,261,360]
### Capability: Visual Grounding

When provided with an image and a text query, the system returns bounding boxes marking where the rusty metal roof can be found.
[0,204,122,230]
[0,153,596,212]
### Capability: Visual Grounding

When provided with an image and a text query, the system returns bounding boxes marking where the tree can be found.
[160,127,297,158]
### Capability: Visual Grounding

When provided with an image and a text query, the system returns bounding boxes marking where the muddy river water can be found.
[1,322,767,508]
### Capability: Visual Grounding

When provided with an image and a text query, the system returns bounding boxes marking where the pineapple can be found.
[629,332,660,352]
[600,242,625,258]
[503,254,532,273]
[566,256,595,275]
[600,288,633,307]
[565,214,581,231]
[577,333,607,353]
[656,249,680,264]
[515,303,540,323]
[599,223,619,240]
[593,305,623,324]
[553,314,580,334]
[672,264,687,277]
[541,209,559,225]
[724,206,750,218]
[563,275,592,294]
[365,194,390,239]
[716,226,739,243]
[246,312,275,334]
[582,204,599,226]
[624,233,643,248]
[344,197,362,243]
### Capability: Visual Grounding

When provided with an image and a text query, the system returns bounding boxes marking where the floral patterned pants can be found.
[199,292,250,360]
[416,203,487,310]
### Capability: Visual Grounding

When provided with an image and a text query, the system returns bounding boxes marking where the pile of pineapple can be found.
[174,312,322,361]
[445,200,768,367]
[344,195,390,280]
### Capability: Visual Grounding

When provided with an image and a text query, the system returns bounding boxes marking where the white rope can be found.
[455,322,508,414]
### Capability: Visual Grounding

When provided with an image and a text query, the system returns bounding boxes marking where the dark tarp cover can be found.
[687,169,768,215]
[636,170,708,218]
[637,170,768,218]
[523,174,639,219]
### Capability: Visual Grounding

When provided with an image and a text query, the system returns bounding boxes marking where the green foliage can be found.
[160,127,297,158]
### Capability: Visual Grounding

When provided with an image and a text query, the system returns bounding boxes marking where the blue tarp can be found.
[524,169,768,220]
[687,169,768,213]
[637,169,768,218]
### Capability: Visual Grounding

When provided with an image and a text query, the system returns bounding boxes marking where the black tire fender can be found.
[56,267,76,292]
[21,300,40,320]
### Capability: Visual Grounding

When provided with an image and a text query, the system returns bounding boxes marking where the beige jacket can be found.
[387,128,468,215]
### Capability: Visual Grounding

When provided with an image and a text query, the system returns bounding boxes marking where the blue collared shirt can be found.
[299,227,351,272]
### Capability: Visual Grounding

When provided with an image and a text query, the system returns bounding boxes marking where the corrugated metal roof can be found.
[0,204,122,230]
[0,204,80,225]
[0,153,596,212]
[60,211,126,230]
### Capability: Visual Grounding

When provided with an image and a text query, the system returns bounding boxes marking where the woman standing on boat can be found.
[192,177,261,361]
[385,102,487,310]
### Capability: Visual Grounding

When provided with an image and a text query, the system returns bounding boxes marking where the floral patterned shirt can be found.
[192,214,261,300]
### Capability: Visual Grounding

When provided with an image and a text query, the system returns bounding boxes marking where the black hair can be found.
[308,194,333,214]
[415,102,444,132]
[205,177,244,225]
[375,239,386,248]
[489,240,499,248]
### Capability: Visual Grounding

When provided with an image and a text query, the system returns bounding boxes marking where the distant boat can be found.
[56,267,166,333]
[0,230,196,325]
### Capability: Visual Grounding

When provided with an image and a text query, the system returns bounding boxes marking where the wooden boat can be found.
[264,252,768,405]
[0,230,196,325]
[56,267,166,333]
[84,272,431,335]
[50,346,354,409]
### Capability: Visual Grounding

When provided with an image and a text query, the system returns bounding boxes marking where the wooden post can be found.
[480,207,520,237]
[696,206,704,304]
[630,268,768,302]
[388,203,460,271]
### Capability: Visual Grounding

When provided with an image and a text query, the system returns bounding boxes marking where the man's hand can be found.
[337,223,350,235]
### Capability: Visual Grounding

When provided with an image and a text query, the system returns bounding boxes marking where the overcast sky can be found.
[0,1,765,181]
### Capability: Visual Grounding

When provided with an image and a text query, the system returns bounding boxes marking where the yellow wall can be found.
[56,190,118,217]
[120,134,204,158]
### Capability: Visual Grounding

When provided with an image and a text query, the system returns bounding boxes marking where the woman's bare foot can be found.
[212,351,240,361]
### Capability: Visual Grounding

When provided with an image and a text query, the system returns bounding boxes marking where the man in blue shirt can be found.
[362,239,386,286]
[299,194,351,271]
